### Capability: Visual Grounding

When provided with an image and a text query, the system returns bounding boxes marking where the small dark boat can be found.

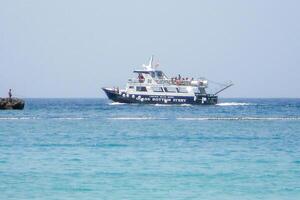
[0,98,25,110]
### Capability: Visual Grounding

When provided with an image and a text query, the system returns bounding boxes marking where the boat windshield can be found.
[150,70,166,79]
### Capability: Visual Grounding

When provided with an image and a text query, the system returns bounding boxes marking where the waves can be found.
[108,102,252,107]
[54,117,85,120]
[216,102,253,106]
[176,117,300,121]
[0,117,39,120]
[108,117,168,120]
[1,100,298,122]
[0,117,85,121]
[2,116,299,121]
[107,116,300,121]
[109,102,126,105]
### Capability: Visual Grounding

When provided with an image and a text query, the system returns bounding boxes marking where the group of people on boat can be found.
[171,75,194,85]
[136,72,194,86]
[138,73,145,83]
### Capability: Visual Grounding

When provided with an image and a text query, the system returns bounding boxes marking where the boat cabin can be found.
[125,68,207,95]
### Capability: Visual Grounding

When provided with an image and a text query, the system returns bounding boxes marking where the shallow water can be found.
[1,98,300,199]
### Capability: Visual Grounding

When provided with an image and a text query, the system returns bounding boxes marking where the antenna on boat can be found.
[214,82,234,95]
[143,55,154,71]
[149,55,154,68]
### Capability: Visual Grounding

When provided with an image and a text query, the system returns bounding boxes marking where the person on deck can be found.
[178,74,181,80]
[138,74,145,83]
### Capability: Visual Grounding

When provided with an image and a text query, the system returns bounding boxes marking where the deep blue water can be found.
[1,98,300,199]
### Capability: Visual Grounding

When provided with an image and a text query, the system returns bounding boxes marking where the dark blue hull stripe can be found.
[103,89,218,105]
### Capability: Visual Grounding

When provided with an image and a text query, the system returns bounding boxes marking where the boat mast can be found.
[143,55,154,71]
[214,83,234,95]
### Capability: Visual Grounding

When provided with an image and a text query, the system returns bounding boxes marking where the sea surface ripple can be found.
[0,98,300,199]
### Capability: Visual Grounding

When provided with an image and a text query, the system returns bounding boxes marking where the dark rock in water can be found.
[0,98,25,110]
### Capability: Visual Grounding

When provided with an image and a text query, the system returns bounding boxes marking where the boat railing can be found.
[155,78,200,86]
[129,78,206,87]
[128,78,142,83]
[155,79,172,84]
[163,79,193,86]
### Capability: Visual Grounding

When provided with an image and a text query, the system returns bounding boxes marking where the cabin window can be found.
[150,72,155,78]
[152,87,164,92]
[129,86,134,89]
[156,71,163,79]
[177,87,188,93]
[136,86,147,92]
[199,88,206,94]
[164,87,177,93]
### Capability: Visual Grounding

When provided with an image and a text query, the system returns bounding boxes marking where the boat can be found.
[102,56,233,105]
[0,98,25,110]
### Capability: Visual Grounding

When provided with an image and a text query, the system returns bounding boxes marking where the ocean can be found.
[0,98,300,199]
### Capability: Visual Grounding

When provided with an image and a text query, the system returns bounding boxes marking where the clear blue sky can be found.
[1,0,299,98]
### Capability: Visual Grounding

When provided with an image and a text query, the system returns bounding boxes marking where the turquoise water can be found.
[1,98,300,199]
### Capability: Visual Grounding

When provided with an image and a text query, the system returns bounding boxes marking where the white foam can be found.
[0,117,38,120]
[154,104,172,106]
[109,102,126,105]
[54,117,85,120]
[0,117,19,120]
[108,117,167,120]
[180,104,192,107]
[216,102,252,106]
[0,117,85,121]
[177,117,300,121]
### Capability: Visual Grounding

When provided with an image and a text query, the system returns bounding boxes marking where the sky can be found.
[0,0,299,98]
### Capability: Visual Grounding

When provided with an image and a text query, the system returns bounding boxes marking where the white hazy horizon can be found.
[1,0,299,98]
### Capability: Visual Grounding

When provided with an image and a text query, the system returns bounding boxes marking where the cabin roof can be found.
[133,70,151,74]
[133,69,162,73]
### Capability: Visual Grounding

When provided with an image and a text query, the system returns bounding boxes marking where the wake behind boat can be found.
[102,56,233,105]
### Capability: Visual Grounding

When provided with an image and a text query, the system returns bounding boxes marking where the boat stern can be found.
[195,94,218,105]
